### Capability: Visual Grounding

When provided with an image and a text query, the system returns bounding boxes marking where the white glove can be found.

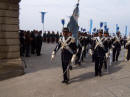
[82,46,85,51]
[51,51,55,61]
[71,54,76,63]
[106,52,110,58]
[110,49,113,54]
[112,45,114,48]
[89,49,93,55]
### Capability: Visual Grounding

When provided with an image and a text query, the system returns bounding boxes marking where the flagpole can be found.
[41,11,46,35]
[125,26,128,37]
[43,23,44,35]
[61,19,65,30]
[78,0,80,3]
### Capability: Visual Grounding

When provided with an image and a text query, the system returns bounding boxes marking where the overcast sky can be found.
[20,0,130,34]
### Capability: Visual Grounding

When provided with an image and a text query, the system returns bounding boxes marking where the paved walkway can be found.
[0,43,130,97]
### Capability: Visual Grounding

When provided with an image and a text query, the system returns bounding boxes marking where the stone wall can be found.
[0,0,24,80]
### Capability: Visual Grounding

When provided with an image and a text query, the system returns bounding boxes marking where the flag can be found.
[116,24,119,33]
[89,19,93,34]
[104,22,107,31]
[81,27,83,32]
[67,2,79,42]
[104,25,107,31]
[125,26,128,36]
[41,12,46,24]
[93,28,96,32]
[100,22,103,28]
[92,28,96,35]
[61,19,65,26]
[83,29,86,32]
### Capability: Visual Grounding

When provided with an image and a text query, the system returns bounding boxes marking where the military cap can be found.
[104,31,109,37]
[98,29,103,34]
[62,27,70,33]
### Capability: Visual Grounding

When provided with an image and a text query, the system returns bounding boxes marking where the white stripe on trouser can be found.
[106,50,112,73]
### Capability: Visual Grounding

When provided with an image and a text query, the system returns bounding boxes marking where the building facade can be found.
[0,0,24,80]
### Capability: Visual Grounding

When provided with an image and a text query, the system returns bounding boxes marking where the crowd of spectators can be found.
[19,30,43,57]
[43,31,62,43]
[19,30,62,57]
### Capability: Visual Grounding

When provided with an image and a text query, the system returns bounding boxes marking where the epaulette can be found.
[69,36,75,43]
[59,37,63,43]
[126,41,130,46]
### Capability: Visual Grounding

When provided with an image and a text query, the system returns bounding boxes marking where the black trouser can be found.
[92,53,95,62]
[113,48,120,62]
[95,58,103,76]
[20,44,25,56]
[127,49,130,61]
[61,50,72,81]
[104,57,107,69]
[124,44,126,48]
[62,61,70,81]
[36,45,42,56]
[25,45,30,57]
[82,50,86,61]
[75,49,82,64]
[31,43,36,54]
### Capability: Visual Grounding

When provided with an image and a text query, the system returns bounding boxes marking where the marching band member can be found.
[75,33,86,65]
[51,28,78,84]
[125,37,130,61]
[93,29,107,76]
[103,31,113,72]
[75,33,90,65]
[112,37,121,62]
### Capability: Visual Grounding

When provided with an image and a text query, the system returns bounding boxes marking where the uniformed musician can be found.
[51,28,77,84]
[125,37,130,61]
[93,29,107,76]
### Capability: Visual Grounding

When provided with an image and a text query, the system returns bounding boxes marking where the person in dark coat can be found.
[93,29,107,76]
[102,32,111,70]
[125,39,130,61]
[36,31,43,56]
[94,41,106,76]
[112,38,121,62]
[90,37,97,62]
[25,31,31,57]
[30,30,36,54]
[46,31,51,43]
[51,28,77,84]
[19,30,25,56]
[123,36,127,48]
[75,35,82,65]
[56,32,60,43]
[75,33,90,65]
[51,31,55,43]
[43,31,47,42]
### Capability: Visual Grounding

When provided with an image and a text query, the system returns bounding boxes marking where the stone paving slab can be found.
[0,43,130,97]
